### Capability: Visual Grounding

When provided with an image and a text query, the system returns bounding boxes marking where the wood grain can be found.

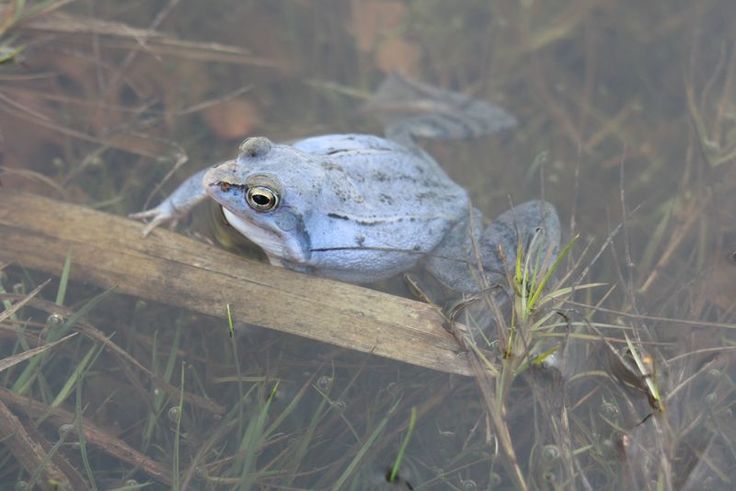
[0,191,471,376]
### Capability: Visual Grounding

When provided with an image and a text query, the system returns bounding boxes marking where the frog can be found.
[131,75,560,314]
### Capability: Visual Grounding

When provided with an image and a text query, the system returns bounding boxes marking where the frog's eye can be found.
[246,185,279,211]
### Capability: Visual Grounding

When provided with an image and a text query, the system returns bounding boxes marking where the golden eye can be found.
[246,185,279,211]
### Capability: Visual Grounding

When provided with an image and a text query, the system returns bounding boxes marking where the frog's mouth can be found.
[220,207,309,267]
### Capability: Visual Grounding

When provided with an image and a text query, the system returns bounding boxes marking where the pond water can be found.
[0,1,735,489]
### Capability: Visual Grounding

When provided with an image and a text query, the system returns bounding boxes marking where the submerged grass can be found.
[388,406,416,484]
[450,233,581,491]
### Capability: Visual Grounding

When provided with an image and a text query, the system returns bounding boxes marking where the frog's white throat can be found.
[222,207,296,267]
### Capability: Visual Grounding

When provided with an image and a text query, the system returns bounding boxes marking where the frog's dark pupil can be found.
[253,194,270,206]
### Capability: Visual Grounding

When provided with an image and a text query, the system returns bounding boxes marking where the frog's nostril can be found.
[239,137,272,158]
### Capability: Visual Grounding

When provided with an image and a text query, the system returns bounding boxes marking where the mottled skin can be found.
[131,76,560,298]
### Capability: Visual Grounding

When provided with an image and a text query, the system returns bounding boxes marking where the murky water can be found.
[1,1,735,489]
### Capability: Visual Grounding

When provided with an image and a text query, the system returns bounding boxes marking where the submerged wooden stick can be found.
[0,191,471,376]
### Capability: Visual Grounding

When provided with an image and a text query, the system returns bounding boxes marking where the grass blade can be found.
[55,249,72,306]
[0,332,77,373]
[388,406,416,483]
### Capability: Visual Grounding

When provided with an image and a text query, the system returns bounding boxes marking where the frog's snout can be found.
[238,136,273,158]
[207,160,241,187]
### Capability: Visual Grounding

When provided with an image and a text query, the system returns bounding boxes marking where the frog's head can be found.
[203,136,322,267]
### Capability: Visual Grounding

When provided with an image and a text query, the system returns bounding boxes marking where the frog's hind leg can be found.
[480,200,562,278]
[425,200,560,297]
[467,200,560,340]
[424,200,561,342]
[364,74,517,146]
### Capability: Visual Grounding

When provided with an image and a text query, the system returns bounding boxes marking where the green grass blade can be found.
[143,322,182,448]
[0,279,51,324]
[236,382,280,490]
[12,288,113,394]
[0,333,77,374]
[331,409,392,490]
[173,363,185,491]
[76,381,98,491]
[226,303,235,337]
[55,249,72,306]
[54,287,115,342]
[528,234,579,310]
[283,380,331,487]
[389,406,416,483]
[51,341,104,408]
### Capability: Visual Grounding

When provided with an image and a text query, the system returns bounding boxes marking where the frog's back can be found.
[293,133,400,155]
[288,133,470,282]
[292,134,463,217]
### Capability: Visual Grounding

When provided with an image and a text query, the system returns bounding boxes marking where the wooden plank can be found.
[0,191,471,376]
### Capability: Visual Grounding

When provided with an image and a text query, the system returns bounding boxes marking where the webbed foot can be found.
[364,74,517,146]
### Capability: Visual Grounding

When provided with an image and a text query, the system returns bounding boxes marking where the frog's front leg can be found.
[129,168,209,236]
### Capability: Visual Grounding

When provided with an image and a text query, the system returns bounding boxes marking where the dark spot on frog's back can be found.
[378,193,394,205]
[372,171,389,182]
[355,219,382,226]
[334,190,350,202]
[321,161,345,171]
[416,191,438,201]
[372,171,421,184]
[355,234,366,246]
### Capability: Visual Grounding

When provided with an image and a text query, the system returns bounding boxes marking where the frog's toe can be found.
[141,215,177,236]
[130,207,176,236]
[128,209,158,220]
